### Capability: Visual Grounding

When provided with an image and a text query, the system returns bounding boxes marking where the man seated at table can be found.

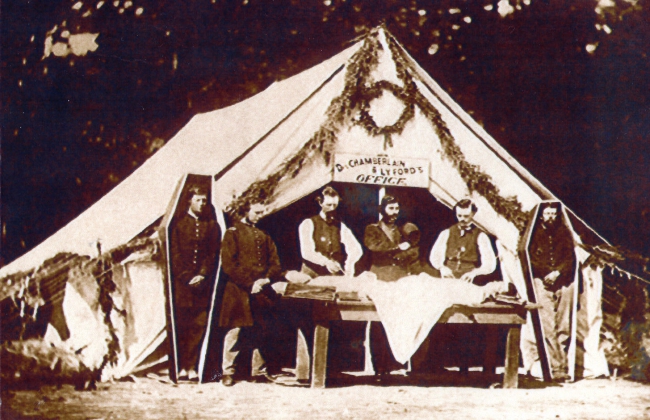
[429,199,497,283]
[364,195,422,379]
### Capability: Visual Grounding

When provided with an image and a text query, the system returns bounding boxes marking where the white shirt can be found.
[429,226,497,277]
[298,212,362,276]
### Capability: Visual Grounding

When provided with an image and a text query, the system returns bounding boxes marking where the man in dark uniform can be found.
[364,195,421,378]
[429,199,496,282]
[529,202,576,382]
[218,200,282,386]
[169,185,221,380]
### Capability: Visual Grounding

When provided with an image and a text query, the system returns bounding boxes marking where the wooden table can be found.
[309,300,528,389]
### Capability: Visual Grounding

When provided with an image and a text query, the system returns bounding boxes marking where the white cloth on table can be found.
[363,273,506,363]
[303,271,506,364]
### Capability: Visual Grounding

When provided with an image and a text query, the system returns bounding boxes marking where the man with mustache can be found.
[427,199,497,374]
[364,194,421,378]
[528,202,576,382]
[429,199,496,283]
[298,186,362,278]
[289,186,363,381]
[364,195,420,282]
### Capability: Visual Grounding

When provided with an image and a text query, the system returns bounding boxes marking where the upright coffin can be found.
[519,201,580,382]
[159,174,225,383]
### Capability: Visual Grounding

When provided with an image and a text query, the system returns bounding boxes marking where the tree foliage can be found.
[2,0,649,265]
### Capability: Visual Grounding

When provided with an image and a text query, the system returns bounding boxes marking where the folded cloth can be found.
[360,273,507,364]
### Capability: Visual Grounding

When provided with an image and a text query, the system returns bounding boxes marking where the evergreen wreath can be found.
[356,81,415,149]
[227,29,531,234]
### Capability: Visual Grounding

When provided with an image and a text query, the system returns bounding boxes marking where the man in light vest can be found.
[429,199,496,283]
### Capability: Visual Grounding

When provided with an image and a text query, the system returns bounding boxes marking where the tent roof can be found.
[0,42,360,277]
[1,28,610,277]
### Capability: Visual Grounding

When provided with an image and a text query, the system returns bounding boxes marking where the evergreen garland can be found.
[226,34,383,215]
[226,29,531,233]
[384,35,531,232]
[90,254,121,377]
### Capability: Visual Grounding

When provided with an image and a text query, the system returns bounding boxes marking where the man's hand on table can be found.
[460,271,477,283]
[325,259,343,274]
[440,266,454,279]
[271,282,288,295]
[251,278,271,294]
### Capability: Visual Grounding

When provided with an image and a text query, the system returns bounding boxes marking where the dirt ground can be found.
[3,372,650,420]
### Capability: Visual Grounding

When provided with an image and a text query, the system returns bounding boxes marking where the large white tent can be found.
[1,28,612,380]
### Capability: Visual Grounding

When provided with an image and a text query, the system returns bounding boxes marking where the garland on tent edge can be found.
[580,243,650,284]
[225,34,383,215]
[89,236,160,376]
[385,35,531,233]
[226,30,531,234]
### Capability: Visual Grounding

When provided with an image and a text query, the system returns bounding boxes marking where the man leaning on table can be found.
[289,186,363,381]
[298,186,362,278]
[429,199,497,283]
[424,199,497,374]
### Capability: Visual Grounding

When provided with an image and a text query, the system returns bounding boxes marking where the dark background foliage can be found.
[2,0,649,266]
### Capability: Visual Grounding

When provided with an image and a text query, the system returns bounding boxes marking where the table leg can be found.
[483,325,498,376]
[503,325,521,389]
[296,329,310,382]
[311,322,330,389]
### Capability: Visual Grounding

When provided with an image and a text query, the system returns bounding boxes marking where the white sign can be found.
[333,153,430,188]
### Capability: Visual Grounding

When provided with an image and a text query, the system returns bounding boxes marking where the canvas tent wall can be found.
[1,28,611,379]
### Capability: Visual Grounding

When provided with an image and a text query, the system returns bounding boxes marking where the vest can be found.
[303,215,345,276]
[444,223,481,278]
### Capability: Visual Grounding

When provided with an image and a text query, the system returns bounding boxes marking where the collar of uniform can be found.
[188,209,200,220]
[241,217,255,227]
